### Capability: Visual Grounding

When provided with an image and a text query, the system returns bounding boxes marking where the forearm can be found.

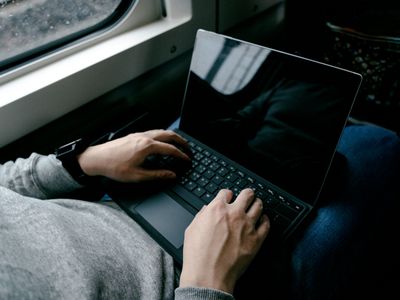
[0,153,81,199]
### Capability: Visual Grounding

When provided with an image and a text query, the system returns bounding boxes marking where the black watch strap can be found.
[55,138,93,185]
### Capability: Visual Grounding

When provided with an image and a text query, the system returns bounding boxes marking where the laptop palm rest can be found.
[135,192,194,249]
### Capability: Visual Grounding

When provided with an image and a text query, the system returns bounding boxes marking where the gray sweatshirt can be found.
[0,153,234,300]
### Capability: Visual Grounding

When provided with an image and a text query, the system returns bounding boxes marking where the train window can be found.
[0,0,285,148]
[0,0,135,73]
[0,0,215,148]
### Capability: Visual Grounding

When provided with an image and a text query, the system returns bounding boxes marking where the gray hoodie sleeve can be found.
[0,153,237,300]
[0,153,81,199]
[175,287,235,300]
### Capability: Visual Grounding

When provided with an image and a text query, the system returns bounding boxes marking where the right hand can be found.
[179,188,270,294]
[77,129,191,182]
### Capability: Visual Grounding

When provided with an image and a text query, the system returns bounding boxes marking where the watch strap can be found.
[55,138,93,185]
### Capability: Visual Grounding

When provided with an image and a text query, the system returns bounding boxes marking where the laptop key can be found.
[195,164,207,174]
[211,155,219,161]
[263,196,279,209]
[234,178,247,188]
[209,162,220,171]
[271,213,291,232]
[205,182,218,193]
[193,187,206,198]
[203,150,211,157]
[184,181,197,191]
[220,181,232,189]
[203,170,214,179]
[226,173,239,182]
[217,167,229,177]
[197,177,209,187]
[211,175,224,185]
[201,192,214,203]
[275,203,299,221]
[189,172,201,181]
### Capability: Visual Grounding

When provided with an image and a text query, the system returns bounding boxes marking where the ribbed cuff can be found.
[33,154,82,198]
[175,286,234,300]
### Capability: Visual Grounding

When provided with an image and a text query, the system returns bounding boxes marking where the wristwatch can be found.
[55,138,92,185]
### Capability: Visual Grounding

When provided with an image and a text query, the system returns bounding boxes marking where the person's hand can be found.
[179,188,270,294]
[76,129,190,182]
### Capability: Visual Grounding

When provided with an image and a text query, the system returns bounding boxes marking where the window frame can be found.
[0,0,217,147]
[0,0,283,148]
[0,0,136,73]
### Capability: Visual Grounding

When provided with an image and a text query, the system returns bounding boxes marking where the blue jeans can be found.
[287,124,400,299]
[169,121,399,299]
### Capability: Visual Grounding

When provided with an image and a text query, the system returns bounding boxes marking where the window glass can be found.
[0,0,133,72]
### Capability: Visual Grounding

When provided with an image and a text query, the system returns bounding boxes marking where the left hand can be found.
[179,188,269,294]
[77,129,191,182]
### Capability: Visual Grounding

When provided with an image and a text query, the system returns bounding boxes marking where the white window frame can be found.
[0,0,216,147]
[0,0,284,147]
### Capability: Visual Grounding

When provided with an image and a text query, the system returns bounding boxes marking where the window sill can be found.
[0,0,215,147]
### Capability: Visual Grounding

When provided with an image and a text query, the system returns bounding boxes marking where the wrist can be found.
[55,138,96,185]
[76,146,101,177]
[179,270,235,294]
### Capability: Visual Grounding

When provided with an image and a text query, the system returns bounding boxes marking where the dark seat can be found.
[282,0,400,134]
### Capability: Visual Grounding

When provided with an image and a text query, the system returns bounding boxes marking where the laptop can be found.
[110,29,362,266]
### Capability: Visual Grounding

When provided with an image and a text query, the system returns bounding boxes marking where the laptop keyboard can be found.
[161,137,308,235]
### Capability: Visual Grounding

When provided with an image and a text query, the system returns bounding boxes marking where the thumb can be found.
[137,168,177,181]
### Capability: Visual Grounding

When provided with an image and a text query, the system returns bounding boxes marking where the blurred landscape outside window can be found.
[0,0,131,72]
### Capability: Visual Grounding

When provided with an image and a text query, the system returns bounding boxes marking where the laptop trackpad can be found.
[135,193,194,248]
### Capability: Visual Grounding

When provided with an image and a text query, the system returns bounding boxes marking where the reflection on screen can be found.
[180,31,361,204]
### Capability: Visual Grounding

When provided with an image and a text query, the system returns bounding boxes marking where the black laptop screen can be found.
[179,30,362,205]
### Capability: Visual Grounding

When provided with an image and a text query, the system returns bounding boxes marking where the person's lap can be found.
[288,124,400,299]
[168,120,399,299]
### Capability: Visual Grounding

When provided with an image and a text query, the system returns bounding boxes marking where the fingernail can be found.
[165,171,176,179]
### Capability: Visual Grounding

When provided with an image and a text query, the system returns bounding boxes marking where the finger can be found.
[134,168,177,181]
[147,141,191,161]
[233,188,255,211]
[189,205,207,226]
[159,131,192,155]
[210,189,233,205]
[196,205,207,216]
[247,198,264,221]
[256,214,270,240]
[146,130,189,148]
